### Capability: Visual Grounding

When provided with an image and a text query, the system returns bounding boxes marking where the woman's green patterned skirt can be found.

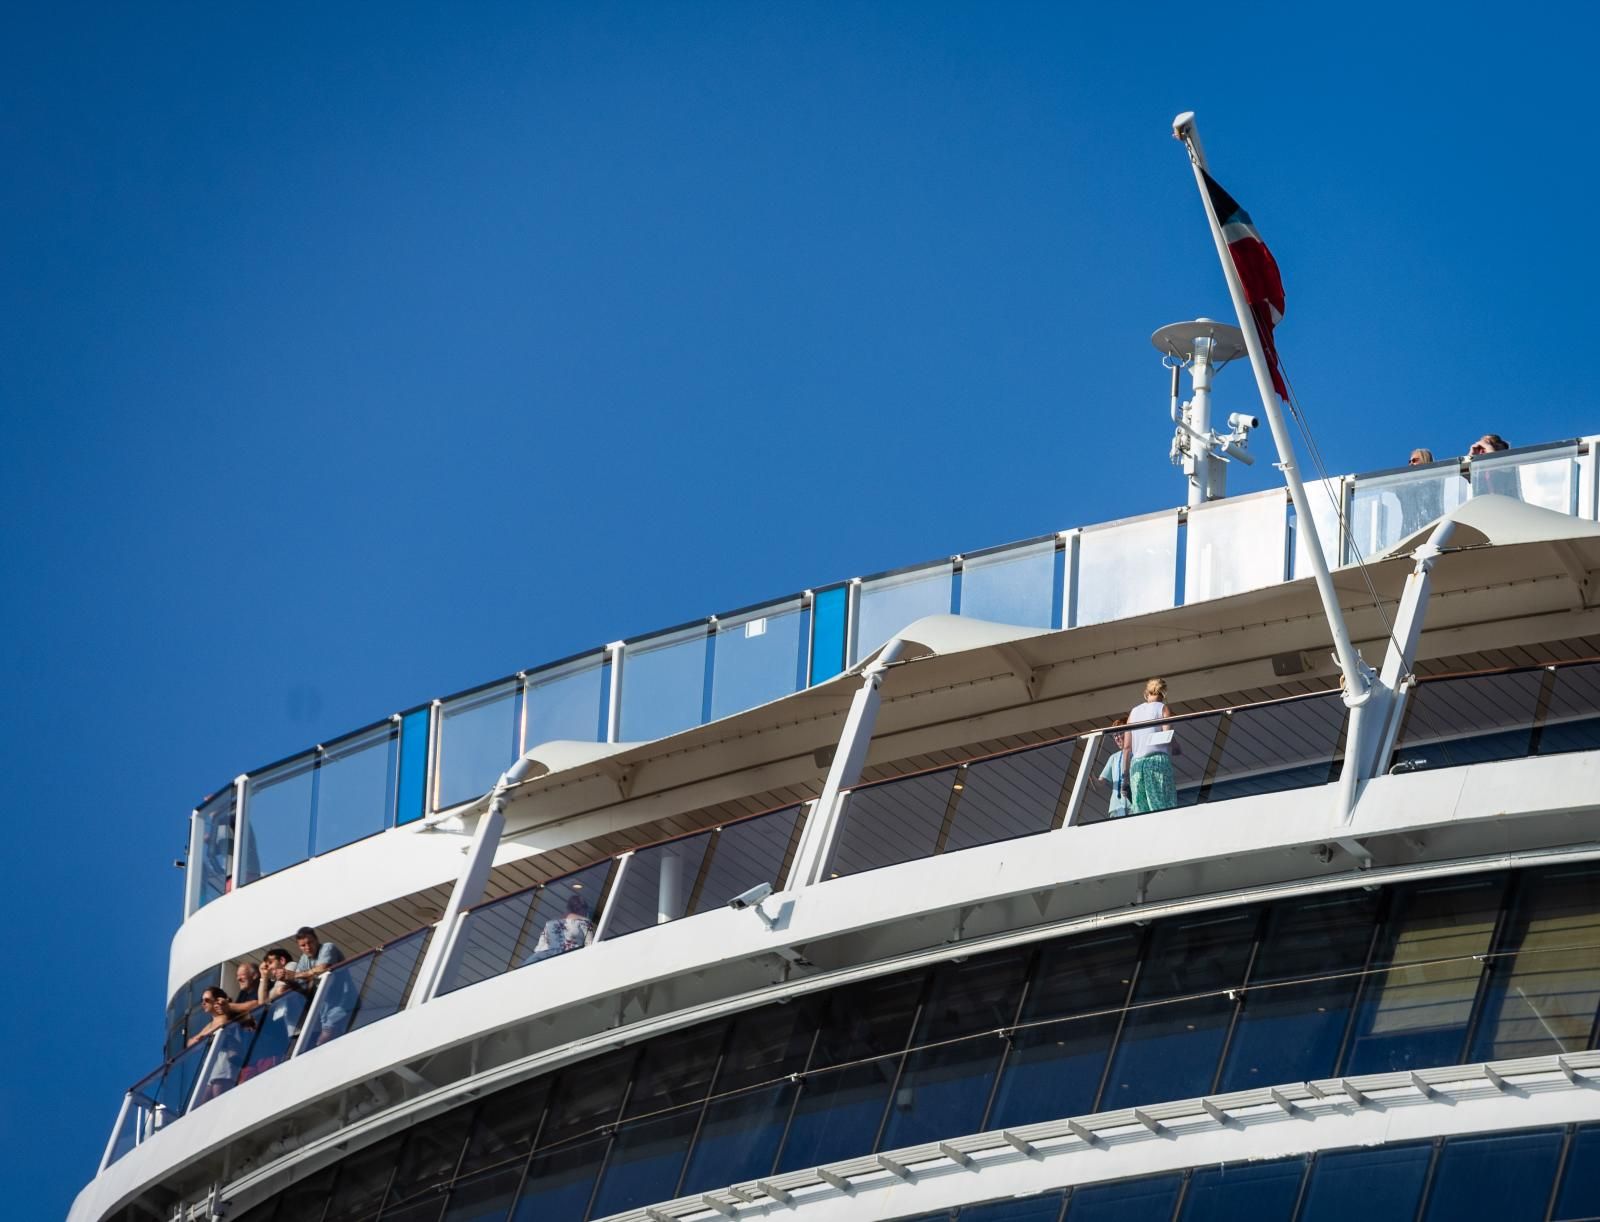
[1130,754,1175,814]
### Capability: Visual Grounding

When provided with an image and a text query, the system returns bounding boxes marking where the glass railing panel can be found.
[1202,693,1346,802]
[825,769,955,879]
[159,1028,225,1118]
[959,538,1057,629]
[1471,444,1580,513]
[709,599,809,722]
[1185,491,1287,603]
[852,561,954,665]
[436,680,520,810]
[523,652,609,749]
[1294,476,1346,579]
[443,889,537,995]
[312,722,397,857]
[1074,512,1178,627]
[601,830,715,938]
[297,953,376,1050]
[239,754,316,884]
[1392,670,1544,771]
[193,790,236,910]
[620,624,709,743]
[686,805,804,917]
[348,926,433,1034]
[1347,464,1469,562]
[240,989,309,1082]
[943,739,1080,852]
[1539,661,1600,756]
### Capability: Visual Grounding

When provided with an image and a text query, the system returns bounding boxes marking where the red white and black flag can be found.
[1201,169,1288,400]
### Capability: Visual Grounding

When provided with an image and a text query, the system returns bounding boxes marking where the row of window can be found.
[211,862,1600,1222]
[894,1125,1600,1222]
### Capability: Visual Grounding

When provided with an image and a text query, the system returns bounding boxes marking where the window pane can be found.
[1472,448,1578,513]
[602,832,713,939]
[826,771,953,878]
[1553,1122,1600,1220]
[1347,466,1468,561]
[523,655,608,749]
[195,790,236,907]
[1422,1129,1565,1222]
[587,1109,701,1218]
[1219,891,1378,1091]
[1102,911,1255,1107]
[387,1109,473,1210]
[1075,513,1178,627]
[1298,1142,1433,1222]
[459,1078,548,1178]
[1178,1158,1305,1221]
[241,755,315,882]
[314,723,397,857]
[854,562,954,665]
[443,890,536,994]
[710,600,808,721]
[1344,875,1501,1075]
[509,1138,606,1222]
[1540,662,1600,757]
[879,952,1029,1148]
[441,1165,523,1222]
[810,585,848,684]
[322,1132,402,1222]
[538,1049,634,1148]
[1392,671,1542,771]
[687,806,803,917]
[944,740,1078,852]
[1293,477,1345,579]
[1201,694,1345,804]
[962,1195,1066,1222]
[960,540,1057,629]
[1471,863,1600,1060]
[1185,492,1287,604]
[303,953,373,1048]
[621,625,709,742]
[437,682,520,809]
[1064,1175,1182,1222]
[989,930,1139,1129]
[350,927,431,1033]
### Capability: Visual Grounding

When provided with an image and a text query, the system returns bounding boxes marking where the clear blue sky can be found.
[4,4,1595,1215]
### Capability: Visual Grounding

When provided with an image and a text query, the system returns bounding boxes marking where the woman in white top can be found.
[1122,677,1176,814]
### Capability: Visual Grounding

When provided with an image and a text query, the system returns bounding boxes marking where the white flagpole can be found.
[1172,111,1370,704]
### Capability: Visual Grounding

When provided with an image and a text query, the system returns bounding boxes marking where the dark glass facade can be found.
[219,862,1600,1222]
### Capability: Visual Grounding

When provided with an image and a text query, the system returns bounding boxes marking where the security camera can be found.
[1227,412,1259,430]
[728,882,774,911]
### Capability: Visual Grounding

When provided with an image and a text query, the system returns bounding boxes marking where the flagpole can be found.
[1172,111,1371,704]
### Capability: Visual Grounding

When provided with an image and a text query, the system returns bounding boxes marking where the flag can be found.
[1202,169,1288,400]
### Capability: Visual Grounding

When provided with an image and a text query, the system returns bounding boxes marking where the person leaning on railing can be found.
[1123,678,1177,815]
[186,987,256,1101]
[285,925,353,1046]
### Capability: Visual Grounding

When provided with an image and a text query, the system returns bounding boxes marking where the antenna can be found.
[1152,318,1257,505]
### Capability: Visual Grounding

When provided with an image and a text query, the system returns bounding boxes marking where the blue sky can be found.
[4,4,1596,1215]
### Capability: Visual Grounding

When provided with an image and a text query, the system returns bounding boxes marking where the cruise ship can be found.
[70,150,1600,1222]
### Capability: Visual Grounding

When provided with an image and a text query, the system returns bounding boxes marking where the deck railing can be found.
[184,439,1597,918]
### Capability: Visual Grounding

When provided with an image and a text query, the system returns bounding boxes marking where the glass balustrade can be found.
[192,439,1598,909]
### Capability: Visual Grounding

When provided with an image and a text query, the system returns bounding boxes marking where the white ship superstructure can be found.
[71,431,1600,1222]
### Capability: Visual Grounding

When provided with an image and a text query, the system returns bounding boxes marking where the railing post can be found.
[99,1092,134,1171]
[592,852,633,941]
[1061,732,1101,828]
[291,974,330,1057]
[185,1033,223,1113]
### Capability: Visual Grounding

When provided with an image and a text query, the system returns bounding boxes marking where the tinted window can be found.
[1298,1142,1433,1222]
[1178,1158,1306,1221]
[1065,1175,1182,1222]
[1421,1129,1565,1222]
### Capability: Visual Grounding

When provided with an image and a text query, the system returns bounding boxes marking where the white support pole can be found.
[1173,112,1371,705]
[1187,338,1222,504]
[228,775,248,892]
[1060,731,1101,828]
[99,1093,135,1171]
[785,639,907,889]
[185,1034,223,1114]
[592,851,633,942]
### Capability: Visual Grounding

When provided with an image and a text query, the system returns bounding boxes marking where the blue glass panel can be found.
[1344,875,1501,1075]
[1064,1175,1182,1222]
[1391,670,1541,772]
[523,654,608,750]
[1179,1158,1305,1221]
[620,626,710,742]
[442,1165,523,1222]
[1102,911,1254,1108]
[989,929,1139,1129]
[1553,1123,1600,1220]
[810,585,848,684]
[587,1110,700,1218]
[686,806,803,918]
[1471,863,1600,1062]
[195,790,236,907]
[312,723,396,857]
[348,927,431,1033]
[322,1132,403,1222]
[301,953,372,1048]
[962,1196,1065,1222]
[1422,1129,1565,1222]
[1219,890,1377,1091]
[509,1138,606,1222]
[710,600,808,721]
[240,990,307,1082]
[538,1048,634,1148]
[459,1078,548,1178]
[853,562,954,665]
[240,756,315,883]
[387,1108,474,1214]
[1540,662,1600,757]
[396,708,430,825]
[1298,1143,1433,1222]
[960,540,1057,629]
[880,952,1028,1148]
[436,682,520,809]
